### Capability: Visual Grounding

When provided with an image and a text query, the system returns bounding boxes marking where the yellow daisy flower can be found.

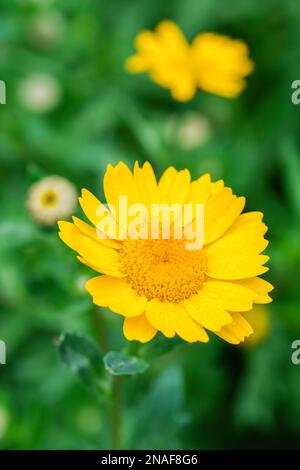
[58,161,273,344]
[125,20,254,101]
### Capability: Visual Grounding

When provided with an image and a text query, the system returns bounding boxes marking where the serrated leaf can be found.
[57,331,103,389]
[139,335,183,360]
[103,351,148,376]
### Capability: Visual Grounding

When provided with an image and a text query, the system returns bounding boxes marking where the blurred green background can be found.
[1,0,300,450]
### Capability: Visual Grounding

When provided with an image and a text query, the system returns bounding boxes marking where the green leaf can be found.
[139,335,183,361]
[57,332,103,389]
[103,351,148,376]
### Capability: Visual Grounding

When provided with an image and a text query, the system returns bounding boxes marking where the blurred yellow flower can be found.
[125,21,254,101]
[242,305,271,347]
[58,161,273,345]
[27,175,77,226]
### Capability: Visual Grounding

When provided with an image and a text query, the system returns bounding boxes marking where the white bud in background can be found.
[18,74,62,113]
[28,11,65,47]
[26,176,77,226]
[165,112,212,151]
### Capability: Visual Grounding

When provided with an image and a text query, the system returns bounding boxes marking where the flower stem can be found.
[92,307,123,449]
[111,376,123,450]
[93,308,109,354]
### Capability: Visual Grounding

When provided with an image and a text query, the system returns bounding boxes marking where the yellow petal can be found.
[125,53,149,73]
[215,312,253,344]
[135,30,161,61]
[232,277,273,304]
[58,221,80,252]
[72,216,121,250]
[204,188,245,244]
[158,166,176,201]
[103,162,144,234]
[205,212,269,279]
[57,226,116,276]
[192,33,253,98]
[207,253,269,280]
[77,256,106,274]
[125,22,194,103]
[184,290,232,331]
[79,188,106,226]
[203,279,258,312]
[75,234,123,277]
[86,275,148,317]
[206,218,269,256]
[158,167,191,204]
[171,77,197,102]
[86,275,127,305]
[168,303,209,343]
[73,216,96,239]
[211,179,224,192]
[123,314,157,343]
[225,211,266,236]
[104,161,140,209]
[79,189,117,239]
[133,161,160,208]
[183,174,219,228]
[186,174,212,206]
[168,168,191,205]
[109,287,148,317]
[156,21,189,55]
[145,299,175,338]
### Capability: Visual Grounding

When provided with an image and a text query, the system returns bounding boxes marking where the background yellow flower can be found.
[242,305,271,347]
[126,21,253,101]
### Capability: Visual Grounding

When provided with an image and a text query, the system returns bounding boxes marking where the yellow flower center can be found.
[40,190,58,207]
[120,238,207,303]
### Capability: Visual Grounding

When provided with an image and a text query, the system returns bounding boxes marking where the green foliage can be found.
[57,331,103,390]
[0,0,300,451]
[104,351,148,376]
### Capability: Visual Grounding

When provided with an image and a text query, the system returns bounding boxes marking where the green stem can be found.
[92,307,109,354]
[91,307,123,449]
[126,340,141,356]
[111,376,123,450]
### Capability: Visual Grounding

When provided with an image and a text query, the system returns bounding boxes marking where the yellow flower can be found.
[27,175,77,226]
[125,21,254,101]
[58,161,273,344]
[242,305,270,348]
